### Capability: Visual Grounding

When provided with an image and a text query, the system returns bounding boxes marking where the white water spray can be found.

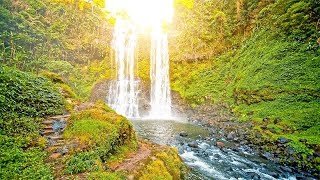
[107,20,140,118]
[149,26,172,118]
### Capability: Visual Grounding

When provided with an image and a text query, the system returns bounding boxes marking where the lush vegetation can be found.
[0,0,319,177]
[0,0,112,100]
[170,0,319,171]
[0,66,65,179]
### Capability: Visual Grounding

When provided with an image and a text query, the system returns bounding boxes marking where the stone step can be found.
[48,115,70,120]
[43,120,53,125]
[44,126,53,130]
[47,136,63,141]
[56,139,66,144]
[42,130,55,136]
[49,153,62,160]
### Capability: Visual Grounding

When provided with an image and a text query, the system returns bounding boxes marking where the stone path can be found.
[41,115,70,160]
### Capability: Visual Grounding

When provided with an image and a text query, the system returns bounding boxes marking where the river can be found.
[131,119,308,180]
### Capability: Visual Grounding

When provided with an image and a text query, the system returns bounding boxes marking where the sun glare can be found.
[105,0,174,28]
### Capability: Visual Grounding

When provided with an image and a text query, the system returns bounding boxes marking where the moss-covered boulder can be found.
[63,101,137,174]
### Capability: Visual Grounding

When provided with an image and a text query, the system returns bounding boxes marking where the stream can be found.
[131,119,306,180]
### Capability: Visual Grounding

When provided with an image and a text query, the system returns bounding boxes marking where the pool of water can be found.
[131,119,307,180]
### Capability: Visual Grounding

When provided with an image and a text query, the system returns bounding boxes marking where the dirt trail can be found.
[111,142,152,172]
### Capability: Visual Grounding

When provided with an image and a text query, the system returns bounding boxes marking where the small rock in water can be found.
[296,174,305,180]
[277,137,290,144]
[240,140,247,145]
[280,166,293,173]
[262,152,273,160]
[246,172,260,180]
[216,141,225,148]
[227,131,235,140]
[188,141,198,148]
[268,172,280,178]
[179,131,188,137]
[213,154,221,159]
[225,167,233,172]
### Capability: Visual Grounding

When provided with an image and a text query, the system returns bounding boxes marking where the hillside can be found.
[170,0,320,172]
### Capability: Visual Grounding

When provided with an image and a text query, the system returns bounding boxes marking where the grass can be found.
[64,118,116,149]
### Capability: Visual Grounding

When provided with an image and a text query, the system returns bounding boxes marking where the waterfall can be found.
[107,20,140,118]
[149,26,172,118]
[106,0,174,119]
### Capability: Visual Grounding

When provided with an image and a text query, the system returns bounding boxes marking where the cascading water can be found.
[107,20,140,118]
[149,25,172,118]
[106,0,174,119]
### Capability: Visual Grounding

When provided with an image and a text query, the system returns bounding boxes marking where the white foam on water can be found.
[180,151,228,180]
[244,169,278,180]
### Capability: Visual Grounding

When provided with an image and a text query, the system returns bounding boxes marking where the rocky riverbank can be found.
[171,91,318,178]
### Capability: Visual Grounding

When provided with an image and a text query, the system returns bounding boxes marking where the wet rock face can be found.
[89,80,109,102]
[89,80,152,117]
[280,166,293,173]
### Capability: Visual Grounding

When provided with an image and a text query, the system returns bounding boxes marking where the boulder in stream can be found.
[179,131,188,137]
[216,141,225,148]
[188,141,199,148]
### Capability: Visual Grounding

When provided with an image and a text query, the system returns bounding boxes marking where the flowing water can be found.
[131,119,306,180]
[107,20,140,118]
[106,0,173,120]
[108,23,172,119]
[149,26,172,118]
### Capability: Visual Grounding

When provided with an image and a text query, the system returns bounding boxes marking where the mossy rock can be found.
[64,101,137,158]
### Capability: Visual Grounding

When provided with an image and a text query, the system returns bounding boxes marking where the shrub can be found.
[0,66,64,118]
[0,135,53,179]
[65,151,103,174]
[40,71,65,84]
[139,159,173,180]
[156,149,184,179]
[137,148,186,180]
[0,116,42,137]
